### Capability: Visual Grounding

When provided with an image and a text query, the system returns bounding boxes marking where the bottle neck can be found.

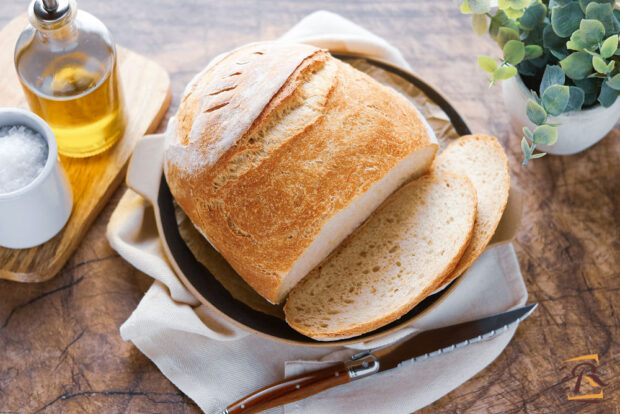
[36,20,78,44]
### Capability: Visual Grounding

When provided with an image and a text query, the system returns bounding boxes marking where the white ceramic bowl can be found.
[0,108,73,249]
[502,74,620,155]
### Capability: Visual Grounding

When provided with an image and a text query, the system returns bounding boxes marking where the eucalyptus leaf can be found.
[549,49,569,60]
[579,0,615,13]
[478,55,498,73]
[542,84,570,115]
[583,91,598,106]
[520,2,546,30]
[543,24,567,49]
[460,0,472,14]
[540,65,565,95]
[524,44,543,60]
[504,7,525,19]
[521,136,530,155]
[498,0,530,18]
[530,152,547,159]
[574,77,600,105]
[606,73,620,90]
[501,0,531,9]
[560,52,593,80]
[468,0,494,14]
[613,8,620,33]
[489,10,518,40]
[472,13,489,36]
[587,72,607,79]
[573,78,598,92]
[524,23,544,45]
[526,100,547,124]
[565,86,586,112]
[497,27,520,48]
[493,65,518,80]
[585,2,615,35]
[551,3,584,37]
[532,125,558,146]
[580,19,606,45]
[592,55,610,74]
[517,60,538,76]
[607,60,615,72]
[566,40,584,52]
[504,40,526,65]
[577,0,591,13]
[598,81,619,106]
[600,34,618,59]
[529,56,548,68]
[567,29,591,51]
[523,126,534,140]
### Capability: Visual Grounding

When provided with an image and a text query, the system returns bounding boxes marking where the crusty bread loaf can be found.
[284,172,477,340]
[164,42,438,304]
[431,135,510,288]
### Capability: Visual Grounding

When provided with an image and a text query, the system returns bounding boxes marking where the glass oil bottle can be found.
[14,0,125,158]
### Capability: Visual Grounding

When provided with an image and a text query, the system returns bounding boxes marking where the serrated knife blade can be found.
[221,304,537,414]
[367,303,537,372]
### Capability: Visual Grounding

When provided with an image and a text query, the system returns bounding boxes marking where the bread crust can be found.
[165,42,437,303]
[284,172,478,340]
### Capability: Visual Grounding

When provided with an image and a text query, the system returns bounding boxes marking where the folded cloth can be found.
[108,11,528,414]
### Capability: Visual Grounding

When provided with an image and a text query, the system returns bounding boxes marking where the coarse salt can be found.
[0,125,49,194]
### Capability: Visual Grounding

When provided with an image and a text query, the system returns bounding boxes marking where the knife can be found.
[219,303,537,414]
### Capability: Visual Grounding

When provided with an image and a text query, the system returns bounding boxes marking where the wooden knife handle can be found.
[223,355,379,414]
[225,362,350,414]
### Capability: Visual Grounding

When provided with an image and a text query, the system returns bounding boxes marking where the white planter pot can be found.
[502,74,620,155]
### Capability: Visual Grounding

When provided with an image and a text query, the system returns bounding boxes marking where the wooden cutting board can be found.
[0,15,171,283]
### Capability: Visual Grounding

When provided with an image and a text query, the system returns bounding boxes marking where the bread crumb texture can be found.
[284,172,477,340]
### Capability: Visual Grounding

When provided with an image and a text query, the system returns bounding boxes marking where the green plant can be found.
[458,0,620,165]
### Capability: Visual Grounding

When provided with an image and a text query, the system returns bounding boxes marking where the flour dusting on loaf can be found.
[164,41,438,303]
[165,42,321,173]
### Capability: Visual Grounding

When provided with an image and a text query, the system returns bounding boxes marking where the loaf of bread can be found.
[164,42,438,304]
[284,172,477,340]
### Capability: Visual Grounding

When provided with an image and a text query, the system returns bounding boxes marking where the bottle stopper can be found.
[32,0,71,22]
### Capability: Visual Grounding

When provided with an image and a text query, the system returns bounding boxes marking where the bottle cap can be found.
[33,0,71,21]
[29,0,76,30]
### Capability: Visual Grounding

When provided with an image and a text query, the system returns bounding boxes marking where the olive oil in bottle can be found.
[14,0,125,158]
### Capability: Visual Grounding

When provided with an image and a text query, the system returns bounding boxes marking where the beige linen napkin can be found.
[108,11,528,414]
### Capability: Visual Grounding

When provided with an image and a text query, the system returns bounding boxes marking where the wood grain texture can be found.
[0,1,617,413]
[0,15,171,283]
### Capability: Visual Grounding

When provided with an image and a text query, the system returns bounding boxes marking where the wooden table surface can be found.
[0,1,617,413]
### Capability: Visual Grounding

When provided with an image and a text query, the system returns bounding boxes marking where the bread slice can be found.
[431,135,510,289]
[284,172,477,340]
